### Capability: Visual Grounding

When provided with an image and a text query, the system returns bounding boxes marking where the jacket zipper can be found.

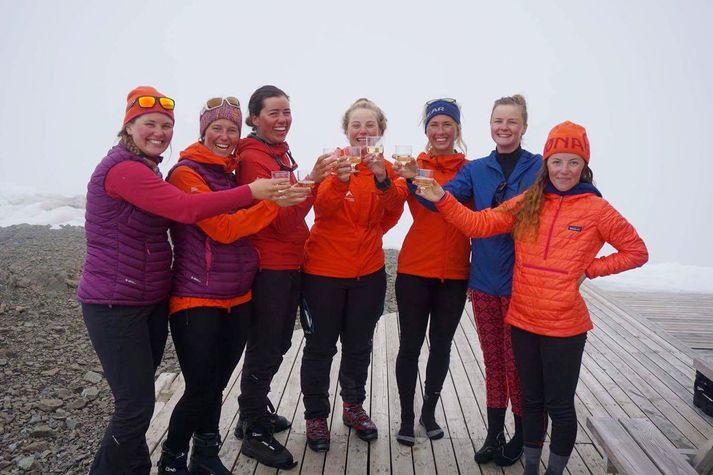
[543,196,563,260]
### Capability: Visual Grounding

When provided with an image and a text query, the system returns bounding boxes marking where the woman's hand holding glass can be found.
[334,153,353,183]
[365,147,387,182]
[394,157,418,179]
[311,151,338,184]
[274,183,311,207]
[248,177,292,201]
[415,178,445,202]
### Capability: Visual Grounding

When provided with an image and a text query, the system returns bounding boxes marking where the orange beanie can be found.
[123,85,175,126]
[543,121,590,162]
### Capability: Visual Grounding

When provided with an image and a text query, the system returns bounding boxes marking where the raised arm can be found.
[105,160,254,224]
[167,165,279,243]
[435,192,515,238]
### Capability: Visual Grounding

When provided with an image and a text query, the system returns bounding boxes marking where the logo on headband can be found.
[544,137,588,154]
[428,106,445,115]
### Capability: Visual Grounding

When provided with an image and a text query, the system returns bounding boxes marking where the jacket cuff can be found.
[374,175,392,191]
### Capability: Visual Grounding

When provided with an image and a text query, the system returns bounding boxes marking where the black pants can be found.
[300,268,386,419]
[83,301,169,475]
[165,305,250,452]
[394,273,468,422]
[238,269,301,425]
[511,326,587,457]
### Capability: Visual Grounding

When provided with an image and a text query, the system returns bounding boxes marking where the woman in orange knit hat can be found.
[376,98,470,446]
[417,121,648,474]
[299,98,403,452]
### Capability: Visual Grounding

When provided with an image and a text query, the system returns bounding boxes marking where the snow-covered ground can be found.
[2,183,711,294]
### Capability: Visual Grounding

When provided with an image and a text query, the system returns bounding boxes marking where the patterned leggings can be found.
[469,289,521,415]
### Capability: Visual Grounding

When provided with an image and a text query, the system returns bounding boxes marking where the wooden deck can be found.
[146,284,713,474]
[604,290,713,355]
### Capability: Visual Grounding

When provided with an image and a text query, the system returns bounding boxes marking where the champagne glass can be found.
[296,170,315,189]
[413,168,434,191]
[394,145,414,165]
[366,136,384,155]
[271,170,290,199]
[344,145,361,173]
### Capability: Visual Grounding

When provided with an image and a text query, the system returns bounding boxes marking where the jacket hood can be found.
[417,152,467,173]
[179,142,238,173]
[545,180,602,197]
[237,134,289,157]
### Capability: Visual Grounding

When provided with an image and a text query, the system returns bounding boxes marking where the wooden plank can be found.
[384,313,417,474]
[622,417,696,475]
[693,437,713,474]
[587,416,662,474]
[369,315,392,475]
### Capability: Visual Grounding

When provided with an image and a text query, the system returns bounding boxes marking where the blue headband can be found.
[425,100,461,132]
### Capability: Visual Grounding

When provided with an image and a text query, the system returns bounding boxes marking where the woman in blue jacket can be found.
[404,95,541,465]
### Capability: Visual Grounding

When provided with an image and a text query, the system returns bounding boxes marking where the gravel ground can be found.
[0,225,398,474]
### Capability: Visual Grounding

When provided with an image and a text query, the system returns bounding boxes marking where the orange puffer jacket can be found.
[435,189,648,337]
[380,152,470,280]
[303,160,403,278]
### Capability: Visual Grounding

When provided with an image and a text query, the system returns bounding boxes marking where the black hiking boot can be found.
[474,407,506,464]
[157,441,190,475]
[188,433,232,475]
[241,420,297,470]
[233,399,291,439]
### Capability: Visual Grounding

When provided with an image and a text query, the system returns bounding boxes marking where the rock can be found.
[30,424,56,439]
[83,371,102,384]
[17,455,35,470]
[40,368,59,377]
[67,398,87,410]
[0,358,6,366]
[23,440,50,452]
[66,418,79,430]
[37,399,63,412]
[57,388,73,400]
[29,414,42,424]
[81,387,99,400]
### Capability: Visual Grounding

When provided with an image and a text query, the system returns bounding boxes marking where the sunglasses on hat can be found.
[129,95,175,111]
[201,96,240,115]
[426,97,457,106]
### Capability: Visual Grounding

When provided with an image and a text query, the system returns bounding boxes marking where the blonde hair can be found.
[420,101,467,155]
[341,98,387,135]
[491,94,528,126]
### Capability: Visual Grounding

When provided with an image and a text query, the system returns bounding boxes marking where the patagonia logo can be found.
[568,225,582,232]
[344,190,355,202]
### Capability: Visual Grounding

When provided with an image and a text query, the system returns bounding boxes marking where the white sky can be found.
[1,0,712,266]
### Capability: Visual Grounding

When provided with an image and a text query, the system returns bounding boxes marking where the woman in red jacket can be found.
[418,121,648,474]
[376,99,470,445]
[300,98,402,452]
[235,85,334,469]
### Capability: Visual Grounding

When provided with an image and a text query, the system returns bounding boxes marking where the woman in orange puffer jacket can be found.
[418,121,648,475]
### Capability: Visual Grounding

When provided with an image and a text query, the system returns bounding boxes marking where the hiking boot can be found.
[233,412,291,439]
[474,407,506,464]
[342,403,378,442]
[494,414,523,466]
[157,441,190,475]
[305,417,330,452]
[188,433,232,475]
[475,431,505,463]
[241,421,297,470]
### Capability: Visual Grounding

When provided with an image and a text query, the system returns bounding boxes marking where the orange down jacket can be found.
[303,160,403,278]
[379,152,470,280]
[435,190,648,337]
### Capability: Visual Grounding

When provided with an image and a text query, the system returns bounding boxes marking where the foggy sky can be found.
[1,0,711,266]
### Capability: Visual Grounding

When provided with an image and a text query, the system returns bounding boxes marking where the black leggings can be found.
[239,269,301,425]
[300,268,386,419]
[394,273,467,422]
[83,301,168,475]
[165,305,250,452]
[511,326,587,457]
